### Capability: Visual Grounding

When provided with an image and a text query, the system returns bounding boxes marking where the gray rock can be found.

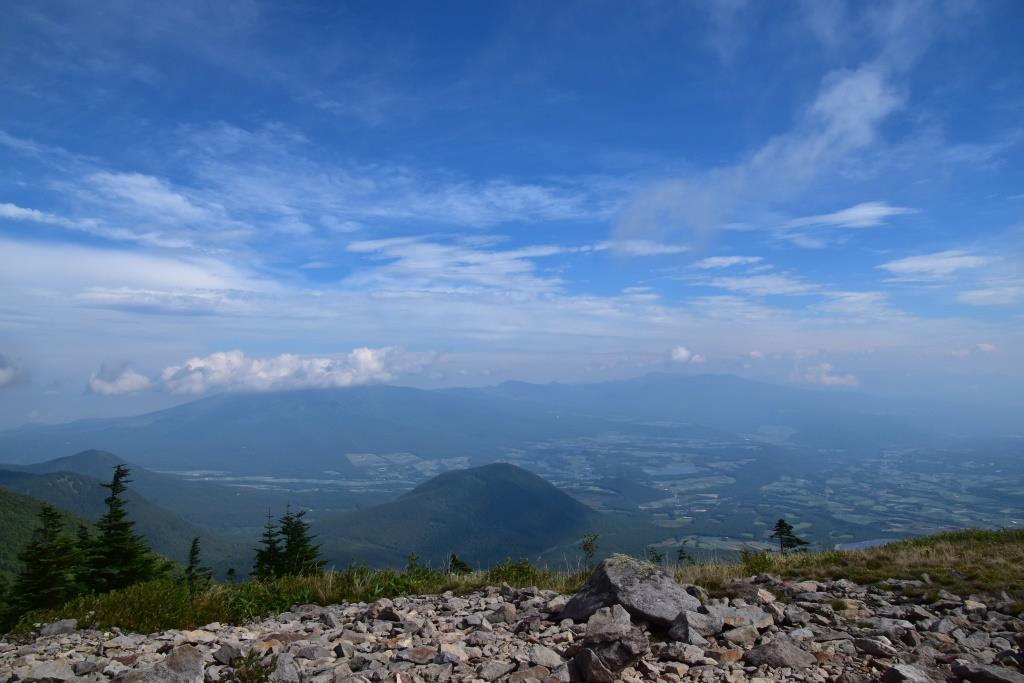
[881,664,936,682]
[269,652,300,683]
[952,663,1024,683]
[476,659,515,681]
[743,636,817,670]
[39,618,78,636]
[528,643,563,668]
[721,624,760,647]
[668,610,725,642]
[118,644,205,683]
[572,648,614,683]
[854,637,899,658]
[21,659,77,681]
[212,643,242,666]
[560,554,700,626]
[585,604,633,642]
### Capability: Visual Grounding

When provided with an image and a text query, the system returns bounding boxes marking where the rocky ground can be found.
[2,555,1023,682]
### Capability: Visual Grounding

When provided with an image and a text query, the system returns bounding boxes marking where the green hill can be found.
[315,463,662,568]
[0,488,87,579]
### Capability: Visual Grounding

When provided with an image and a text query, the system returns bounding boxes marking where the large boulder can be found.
[560,554,701,626]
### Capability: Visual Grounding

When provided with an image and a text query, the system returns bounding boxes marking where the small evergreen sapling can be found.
[252,511,282,580]
[183,537,213,595]
[579,532,599,568]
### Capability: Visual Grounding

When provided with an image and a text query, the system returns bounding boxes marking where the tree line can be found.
[3,464,323,625]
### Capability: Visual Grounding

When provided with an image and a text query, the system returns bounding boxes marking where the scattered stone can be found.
[3,576,1021,683]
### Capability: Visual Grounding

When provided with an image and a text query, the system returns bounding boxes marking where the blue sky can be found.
[1,0,1022,425]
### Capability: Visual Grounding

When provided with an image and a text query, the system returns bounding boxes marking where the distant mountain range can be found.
[0,373,996,476]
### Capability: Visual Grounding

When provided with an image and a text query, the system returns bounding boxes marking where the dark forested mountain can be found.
[0,465,244,573]
[313,463,659,569]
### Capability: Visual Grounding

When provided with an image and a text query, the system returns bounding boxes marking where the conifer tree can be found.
[770,518,810,554]
[87,464,161,592]
[253,511,283,580]
[279,507,324,576]
[10,504,79,614]
[183,537,213,595]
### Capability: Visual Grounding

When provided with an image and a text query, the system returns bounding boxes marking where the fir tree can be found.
[770,518,810,554]
[10,504,79,614]
[252,511,283,580]
[279,507,324,576]
[183,537,213,595]
[447,553,472,575]
[87,465,162,592]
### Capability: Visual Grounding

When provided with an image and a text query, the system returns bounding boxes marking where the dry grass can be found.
[674,528,1024,600]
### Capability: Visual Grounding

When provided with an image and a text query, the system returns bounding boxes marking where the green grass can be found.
[14,529,1023,635]
[14,560,589,634]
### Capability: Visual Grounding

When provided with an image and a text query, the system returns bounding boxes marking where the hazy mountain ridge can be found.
[0,374,981,476]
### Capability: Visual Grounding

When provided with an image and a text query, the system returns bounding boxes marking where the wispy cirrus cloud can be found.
[692,255,762,269]
[877,250,993,283]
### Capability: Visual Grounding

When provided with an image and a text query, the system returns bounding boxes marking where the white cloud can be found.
[0,354,22,388]
[803,362,858,387]
[160,348,435,395]
[951,343,998,358]
[787,201,916,229]
[87,365,152,395]
[670,346,706,364]
[614,65,904,245]
[706,273,819,296]
[748,350,764,359]
[957,285,1023,306]
[878,250,993,282]
[595,240,691,256]
[692,256,763,269]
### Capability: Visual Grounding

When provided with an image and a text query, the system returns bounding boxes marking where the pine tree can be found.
[252,511,283,580]
[10,504,80,614]
[447,553,472,575]
[770,518,810,554]
[183,537,213,595]
[279,508,324,576]
[74,523,94,593]
[87,464,162,592]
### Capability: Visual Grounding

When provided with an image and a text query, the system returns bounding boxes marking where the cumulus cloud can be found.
[804,362,858,387]
[87,364,152,395]
[692,256,763,269]
[670,346,706,364]
[160,347,434,395]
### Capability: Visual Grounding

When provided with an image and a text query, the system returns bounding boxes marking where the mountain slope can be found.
[13,450,382,530]
[0,468,245,574]
[314,463,660,568]
[0,488,88,578]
